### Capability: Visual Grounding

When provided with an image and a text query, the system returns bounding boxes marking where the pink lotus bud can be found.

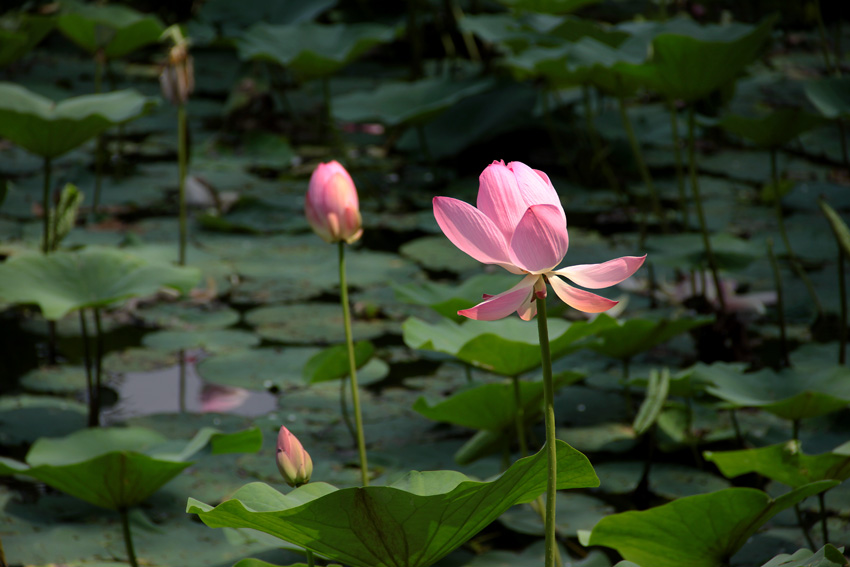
[276,426,313,488]
[305,161,363,244]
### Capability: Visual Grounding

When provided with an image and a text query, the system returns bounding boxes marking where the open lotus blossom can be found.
[433,160,646,321]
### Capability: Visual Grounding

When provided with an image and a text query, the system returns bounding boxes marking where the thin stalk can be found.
[767,239,790,368]
[306,549,315,567]
[839,250,846,365]
[450,0,480,62]
[339,242,369,486]
[770,149,822,314]
[812,0,835,74]
[178,350,186,413]
[819,492,829,545]
[339,370,357,444]
[79,310,95,427]
[792,419,800,442]
[93,307,105,427]
[618,95,668,233]
[795,503,816,549]
[623,358,633,417]
[687,106,726,311]
[93,56,105,218]
[535,295,557,567]
[511,375,528,458]
[177,103,188,266]
[668,101,689,227]
[119,507,139,567]
[41,157,52,254]
[582,85,622,201]
[730,409,744,448]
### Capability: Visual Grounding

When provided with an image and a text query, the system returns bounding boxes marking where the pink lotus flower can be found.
[433,160,646,320]
[276,426,313,488]
[305,161,363,244]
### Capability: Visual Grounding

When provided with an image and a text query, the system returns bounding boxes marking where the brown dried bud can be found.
[159,43,194,106]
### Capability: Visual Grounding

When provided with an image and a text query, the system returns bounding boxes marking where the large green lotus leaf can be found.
[188,440,598,567]
[237,22,396,79]
[582,482,839,567]
[0,13,55,67]
[195,0,334,39]
[403,316,615,376]
[498,0,600,13]
[0,395,87,445]
[413,372,583,431]
[704,441,850,488]
[332,76,495,127]
[134,302,241,331]
[19,365,88,394]
[0,247,199,320]
[805,77,850,120]
[692,362,850,420]
[760,545,850,567]
[0,83,155,158]
[56,0,164,58]
[393,272,519,322]
[0,426,261,510]
[719,109,826,148]
[245,304,392,344]
[615,17,775,102]
[303,341,377,384]
[587,314,713,361]
[141,329,260,353]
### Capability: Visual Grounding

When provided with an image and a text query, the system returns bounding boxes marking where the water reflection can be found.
[102,355,277,423]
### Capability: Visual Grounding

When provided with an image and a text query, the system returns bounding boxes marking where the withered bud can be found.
[159,43,194,106]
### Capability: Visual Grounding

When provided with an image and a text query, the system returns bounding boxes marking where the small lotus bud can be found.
[305,161,363,244]
[276,426,313,488]
[159,42,194,106]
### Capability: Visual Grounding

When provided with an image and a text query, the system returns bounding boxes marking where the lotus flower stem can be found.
[818,492,830,545]
[339,241,369,486]
[769,149,822,314]
[668,101,689,227]
[306,549,315,567]
[838,246,847,364]
[79,310,96,427]
[794,502,816,549]
[119,507,139,567]
[41,157,52,254]
[686,106,726,311]
[617,95,668,233]
[339,371,357,443]
[535,295,557,567]
[766,239,790,367]
[93,307,105,427]
[177,103,188,266]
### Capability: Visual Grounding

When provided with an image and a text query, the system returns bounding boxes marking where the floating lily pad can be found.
[805,77,850,120]
[102,347,179,374]
[414,372,583,432]
[245,304,391,344]
[0,426,262,510]
[333,77,495,127]
[188,440,599,567]
[142,329,260,353]
[719,110,827,149]
[197,348,317,391]
[237,22,396,79]
[393,272,520,322]
[693,362,850,421]
[648,463,731,499]
[760,545,850,567]
[646,233,763,271]
[0,83,155,158]
[557,423,638,454]
[0,395,87,445]
[0,247,199,320]
[704,441,850,488]
[593,461,644,494]
[57,0,164,59]
[500,492,614,537]
[19,365,88,394]
[581,482,839,567]
[134,302,240,331]
[399,235,482,273]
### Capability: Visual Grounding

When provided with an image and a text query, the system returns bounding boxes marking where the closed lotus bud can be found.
[159,42,194,106]
[276,426,313,488]
[305,161,363,244]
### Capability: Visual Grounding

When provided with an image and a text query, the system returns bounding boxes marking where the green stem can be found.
[93,307,104,427]
[618,95,667,233]
[42,157,52,254]
[178,350,186,413]
[511,375,528,458]
[536,295,557,567]
[119,507,139,567]
[838,251,847,364]
[92,56,105,219]
[79,310,95,427]
[687,106,726,311]
[306,549,315,567]
[770,149,822,314]
[339,369,357,444]
[792,419,800,442]
[819,492,829,545]
[177,103,188,266]
[339,242,369,486]
[795,503,816,549]
[767,239,790,368]
[668,100,689,227]
[812,0,835,74]
[730,409,744,448]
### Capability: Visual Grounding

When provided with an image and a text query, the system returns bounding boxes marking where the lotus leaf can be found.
[805,77,850,119]
[581,482,839,567]
[0,83,155,158]
[0,426,262,510]
[760,545,849,567]
[237,22,396,79]
[188,440,598,567]
[719,109,827,148]
[0,247,199,320]
[0,13,54,67]
[588,314,713,361]
[704,441,850,487]
[57,0,164,59]
[498,0,600,14]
